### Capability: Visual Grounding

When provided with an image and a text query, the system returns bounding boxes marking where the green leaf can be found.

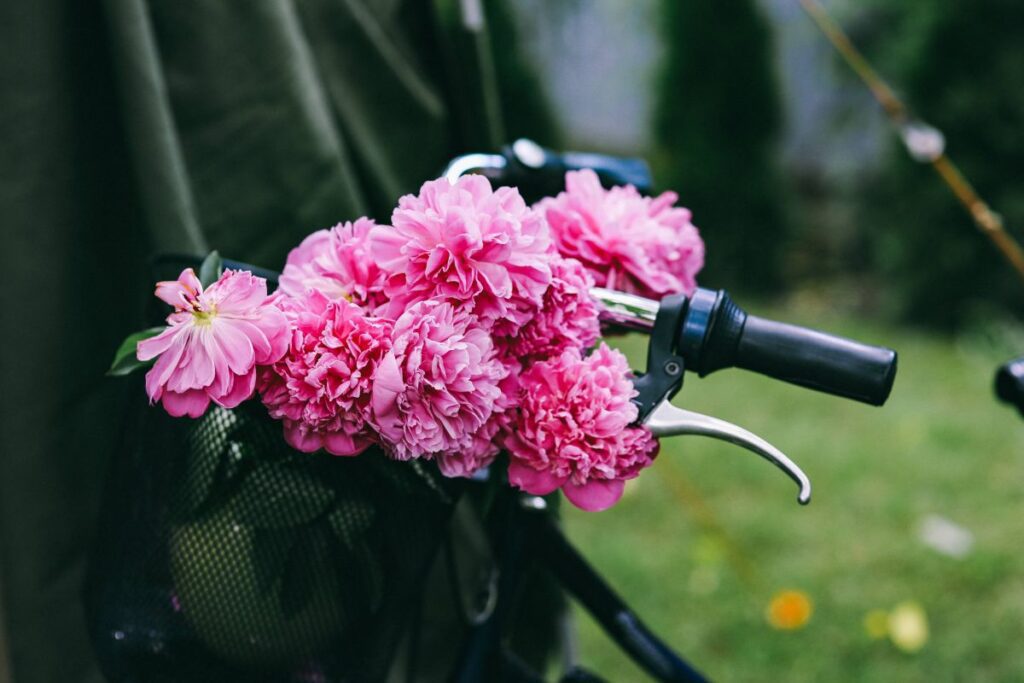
[326,506,384,614]
[232,462,335,529]
[177,439,221,519]
[278,524,334,618]
[106,327,165,377]
[252,527,298,595]
[172,407,242,520]
[198,250,222,288]
[326,498,375,546]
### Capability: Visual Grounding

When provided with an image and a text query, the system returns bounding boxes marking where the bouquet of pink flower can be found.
[112,170,704,511]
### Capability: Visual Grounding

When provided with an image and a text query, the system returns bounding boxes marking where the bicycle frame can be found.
[453,486,708,683]
[996,356,1024,417]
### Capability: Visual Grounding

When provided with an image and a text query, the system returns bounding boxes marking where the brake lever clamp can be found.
[628,292,812,505]
[632,293,689,422]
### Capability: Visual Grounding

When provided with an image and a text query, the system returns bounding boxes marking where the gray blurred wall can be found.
[501,0,662,152]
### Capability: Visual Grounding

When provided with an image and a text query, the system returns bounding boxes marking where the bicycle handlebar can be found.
[594,287,898,406]
[732,314,895,405]
[443,139,653,202]
[995,356,1024,416]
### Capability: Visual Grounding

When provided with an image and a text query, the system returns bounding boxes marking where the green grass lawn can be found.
[563,304,1024,682]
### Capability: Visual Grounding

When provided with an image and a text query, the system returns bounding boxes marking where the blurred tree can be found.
[861,0,1024,327]
[652,0,791,293]
[483,0,563,147]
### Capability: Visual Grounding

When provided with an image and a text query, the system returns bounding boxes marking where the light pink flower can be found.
[137,268,289,418]
[371,299,512,470]
[537,169,704,298]
[497,256,600,365]
[370,175,552,328]
[257,289,393,456]
[278,218,388,311]
[505,343,658,511]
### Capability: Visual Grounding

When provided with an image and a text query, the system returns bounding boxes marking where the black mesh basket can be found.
[84,375,464,682]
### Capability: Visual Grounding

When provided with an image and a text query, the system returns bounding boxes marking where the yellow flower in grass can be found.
[863,601,929,653]
[767,589,813,630]
[863,609,890,639]
[888,601,929,653]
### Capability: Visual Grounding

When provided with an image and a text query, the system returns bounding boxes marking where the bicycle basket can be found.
[84,372,463,682]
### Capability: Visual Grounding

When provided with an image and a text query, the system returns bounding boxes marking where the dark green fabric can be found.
[1,2,143,681]
[0,1,515,680]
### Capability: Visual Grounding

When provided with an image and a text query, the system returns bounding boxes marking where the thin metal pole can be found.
[798,0,1024,286]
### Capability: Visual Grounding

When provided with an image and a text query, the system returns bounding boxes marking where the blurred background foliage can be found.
[652,0,791,293]
[483,0,563,148]
[481,0,1024,679]
[856,0,1024,328]
[492,0,1024,329]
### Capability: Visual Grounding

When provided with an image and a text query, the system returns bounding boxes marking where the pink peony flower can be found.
[497,256,601,365]
[137,268,289,418]
[433,405,511,479]
[371,299,512,471]
[257,289,393,456]
[278,218,388,311]
[505,343,658,511]
[370,175,552,328]
[431,368,521,478]
[537,169,704,298]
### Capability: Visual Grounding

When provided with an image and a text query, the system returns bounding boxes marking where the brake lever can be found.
[612,290,812,506]
[643,402,811,505]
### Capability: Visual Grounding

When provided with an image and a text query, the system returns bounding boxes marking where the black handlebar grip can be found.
[995,356,1024,417]
[680,288,897,406]
[735,315,897,406]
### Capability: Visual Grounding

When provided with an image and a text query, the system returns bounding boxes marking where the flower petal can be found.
[323,431,370,457]
[283,422,324,453]
[137,324,182,362]
[212,369,256,409]
[370,351,404,439]
[209,320,256,375]
[155,268,201,308]
[563,478,625,512]
[161,389,211,418]
[508,459,565,496]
